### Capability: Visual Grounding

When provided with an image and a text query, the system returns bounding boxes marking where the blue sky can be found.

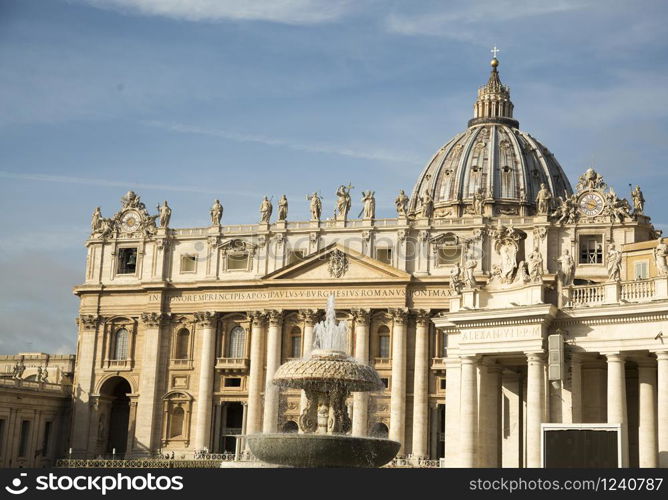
[1,0,667,354]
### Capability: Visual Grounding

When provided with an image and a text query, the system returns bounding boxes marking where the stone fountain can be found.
[246,296,400,467]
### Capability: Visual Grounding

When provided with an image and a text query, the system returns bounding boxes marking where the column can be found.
[526,353,545,468]
[245,312,266,437]
[299,310,318,417]
[134,312,167,454]
[443,358,461,466]
[657,351,668,468]
[429,405,440,461]
[126,399,138,456]
[389,309,408,453]
[637,357,657,468]
[501,370,521,468]
[459,355,478,468]
[606,352,628,467]
[236,402,248,460]
[411,310,430,458]
[352,309,370,436]
[570,353,583,423]
[194,311,217,450]
[262,310,283,433]
[478,358,500,467]
[71,316,99,455]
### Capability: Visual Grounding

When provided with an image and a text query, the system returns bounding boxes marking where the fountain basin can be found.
[246,433,400,468]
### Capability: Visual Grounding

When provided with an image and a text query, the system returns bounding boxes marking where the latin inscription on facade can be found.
[460,325,541,343]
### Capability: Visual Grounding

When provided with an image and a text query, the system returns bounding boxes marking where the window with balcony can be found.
[112,328,129,360]
[226,326,246,358]
[289,326,302,359]
[579,235,603,264]
[175,328,190,359]
[378,325,390,359]
[634,261,649,280]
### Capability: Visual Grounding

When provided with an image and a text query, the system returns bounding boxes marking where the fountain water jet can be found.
[246,296,400,467]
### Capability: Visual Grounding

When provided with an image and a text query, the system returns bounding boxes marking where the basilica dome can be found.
[408,58,572,217]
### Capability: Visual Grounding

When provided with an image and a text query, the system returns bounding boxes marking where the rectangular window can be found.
[117,248,138,274]
[180,254,197,273]
[442,331,448,357]
[380,378,389,389]
[227,253,249,271]
[439,378,447,391]
[290,335,301,359]
[224,377,242,388]
[288,250,306,265]
[579,235,603,264]
[42,421,52,456]
[376,248,392,265]
[18,420,30,457]
[436,247,461,266]
[379,335,390,359]
[634,261,649,280]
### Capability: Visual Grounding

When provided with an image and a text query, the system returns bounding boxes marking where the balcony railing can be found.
[621,279,655,302]
[564,277,664,308]
[373,358,392,369]
[430,358,446,370]
[105,359,131,370]
[0,377,70,394]
[215,357,250,371]
[566,284,604,307]
[170,359,193,370]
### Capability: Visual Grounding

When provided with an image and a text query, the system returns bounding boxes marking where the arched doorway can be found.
[99,377,131,456]
[370,422,389,439]
[281,420,298,433]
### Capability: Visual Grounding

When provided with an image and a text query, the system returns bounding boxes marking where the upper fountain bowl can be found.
[272,350,384,392]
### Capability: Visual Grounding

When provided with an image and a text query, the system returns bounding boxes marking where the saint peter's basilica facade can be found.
[69,57,668,468]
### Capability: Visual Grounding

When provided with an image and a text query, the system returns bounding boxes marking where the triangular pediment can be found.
[263,243,411,282]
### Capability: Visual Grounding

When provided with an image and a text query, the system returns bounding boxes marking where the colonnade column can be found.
[657,350,668,468]
[135,312,168,453]
[570,353,583,423]
[443,357,461,465]
[245,312,266,438]
[526,352,545,468]
[389,308,408,453]
[478,358,500,467]
[459,355,478,468]
[262,310,283,433]
[637,357,657,468]
[606,352,628,467]
[71,315,99,455]
[352,309,370,436]
[411,310,430,459]
[235,402,248,460]
[193,311,217,451]
[299,309,318,418]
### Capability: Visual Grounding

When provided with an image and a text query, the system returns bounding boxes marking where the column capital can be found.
[140,312,170,328]
[266,309,283,327]
[413,309,431,327]
[194,311,217,328]
[635,354,658,368]
[654,350,668,361]
[248,311,267,327]
[603,352,626,362]
[76,314,100,330]
[298,309,320,326]
[459,354,479,365]
[389,308,408,325]
[525,352,545,364]
[351,308,370,326]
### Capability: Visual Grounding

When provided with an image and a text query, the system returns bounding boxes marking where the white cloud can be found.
[77,0,355,24]
[386,0,590,39]
[144,120,422,164]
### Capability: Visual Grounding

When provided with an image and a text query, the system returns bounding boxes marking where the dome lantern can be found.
[469,56,518,129]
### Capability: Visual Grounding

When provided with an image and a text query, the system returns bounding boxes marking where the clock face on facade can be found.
[578,192,604,217]
[120,211,140,232]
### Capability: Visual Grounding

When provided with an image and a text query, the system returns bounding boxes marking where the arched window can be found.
[227,326,246,358]
[290,326,302,359]
[175,328,190,359]
[377,325,390,359]
[113,328,129,360]
[370,422,389,439]
[169,407,185,438]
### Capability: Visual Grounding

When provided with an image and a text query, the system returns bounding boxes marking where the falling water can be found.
[312,295,348,353]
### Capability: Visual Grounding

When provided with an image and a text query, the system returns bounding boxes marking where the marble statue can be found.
[498,242,517,283]
[307,192,322,221]
[361,191,375,219]
[464,258,477,288]
[449,263,464,294]
[655,237,668,276]
[607,243,622,281]
[420,192,433,219]
[527,249,544,283]
[514,261,530,284]
[395,190,409,216]
[157,201,172,228]
[556,249,575,286]
[210,199,223,226]
[336,185,352,220]
[576,168,605,191]
[535,183,552,215]
[552,194,577,224]
[260,196,273,223]
[631,185,645,215]
[472,188,485,216]
[91,207,102,233]
[278,195,288,222]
